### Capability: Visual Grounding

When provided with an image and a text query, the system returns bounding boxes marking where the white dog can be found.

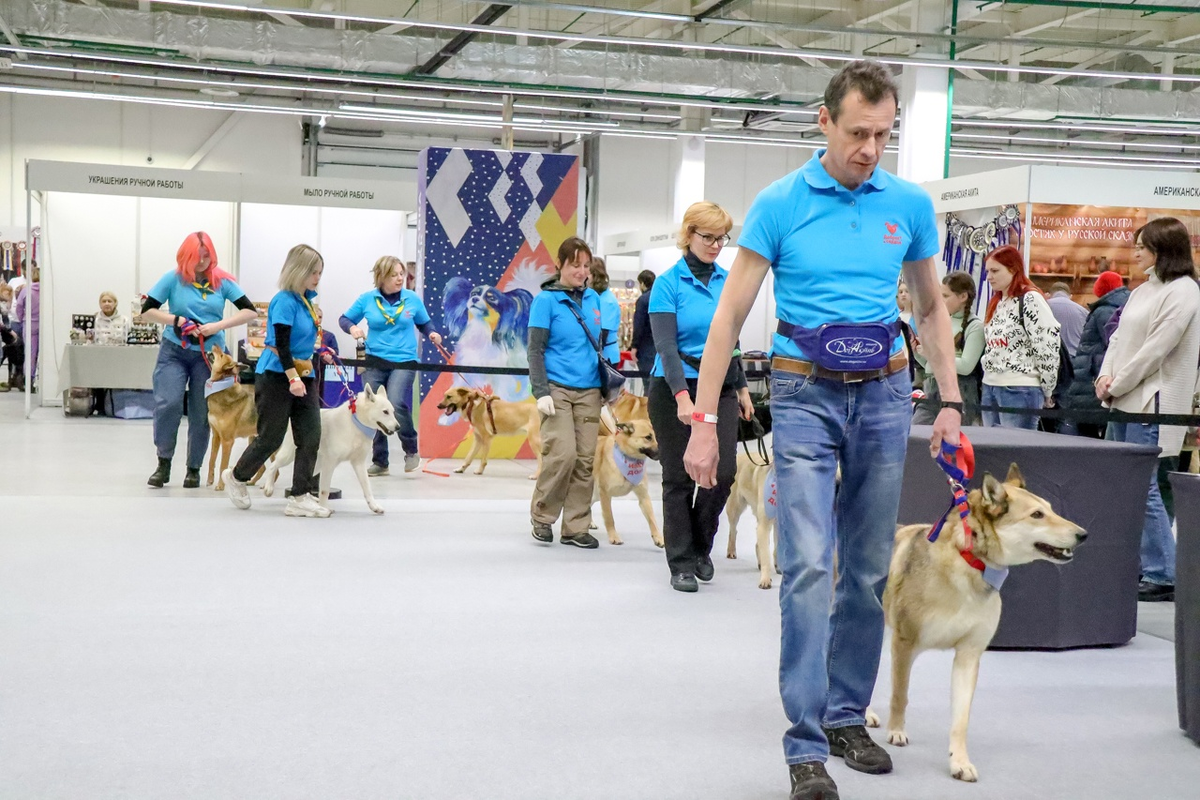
[262,385,399,515]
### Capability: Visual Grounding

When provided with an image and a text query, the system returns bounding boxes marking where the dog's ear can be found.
[980,473,1009,513]
[1004,462,1026,488]
[211,344,221,358]
[615,422,633,435]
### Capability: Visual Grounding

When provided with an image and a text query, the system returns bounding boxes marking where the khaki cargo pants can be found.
[530,385,602,537]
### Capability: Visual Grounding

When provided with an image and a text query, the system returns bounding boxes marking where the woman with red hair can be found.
[979,245,1061,429]
[139,232,259,488]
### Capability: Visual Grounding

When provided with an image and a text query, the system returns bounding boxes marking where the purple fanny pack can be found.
[777,320,901,372]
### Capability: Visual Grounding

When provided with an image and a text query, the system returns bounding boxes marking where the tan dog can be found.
[592,419,663,547]
[611,390,649,422]
[880,464,1086,782]
[204,347,260,491]
[724,452,780,589]
[436,386,543,479]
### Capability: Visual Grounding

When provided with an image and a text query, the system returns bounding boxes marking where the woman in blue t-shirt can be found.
[527,237,610,549]
[140,232,258,489]
[340,256,442,475]
[647,201,753,592]
[223,244,330,518]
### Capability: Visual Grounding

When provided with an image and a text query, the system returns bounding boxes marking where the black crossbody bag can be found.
[563,299,626,402]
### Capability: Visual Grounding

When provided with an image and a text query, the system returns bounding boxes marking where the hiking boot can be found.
[367,464,389,477]
[823,724,893,775]
[788,762,838,800]
[182,468,201,489]
[1138,580,1175,602]
[285,493,332,518]
[531,521,554,543]
[223,469,251,510]
[695,555,715,582]
[404,453,421,472]
[671,573,699,593]
[560,531,600,549]
[147,457,171,488]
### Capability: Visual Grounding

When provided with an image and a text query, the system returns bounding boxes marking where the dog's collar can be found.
[928,490,1009,592]
[204,376,236,398]
[611,443,646,486]
[350,408,377,439]
[960,543,1009,592]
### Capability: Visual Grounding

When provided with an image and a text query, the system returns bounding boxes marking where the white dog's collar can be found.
[204,376,236,398]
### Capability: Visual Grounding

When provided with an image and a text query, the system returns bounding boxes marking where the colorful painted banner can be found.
[415,147,579,461]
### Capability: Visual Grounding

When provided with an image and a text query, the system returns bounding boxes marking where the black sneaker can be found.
[823,724,893,775]
[695,555,715,582]
[671,573,698,593]
[560,532,600,549]
[1138,580,1175,602]
[531,521,554,543]
[182,468,201,489]
[788,761,838,800]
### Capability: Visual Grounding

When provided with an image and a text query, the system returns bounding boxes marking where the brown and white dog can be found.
[205,347,259,491]
[591,419,662,547]
[436,386,543,479]
[879,464,1086,782]
[724,452,780,589]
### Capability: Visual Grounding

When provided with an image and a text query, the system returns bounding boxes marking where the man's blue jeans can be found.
[152,338,211,470]
[981,384,1043,430]
[362,366,418,467]
[771,367,912,765]
[1107,422,1176,586]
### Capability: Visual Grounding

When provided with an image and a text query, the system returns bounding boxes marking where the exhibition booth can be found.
[22,160,409,417]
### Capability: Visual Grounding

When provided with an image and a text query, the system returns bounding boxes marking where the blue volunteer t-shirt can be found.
[147,270,246,352]
[598,288,622,364]
[343,288,430,362]
[257,289,320,375]
[738,149,939,360]
[528,287,603,390]
[648,257,730,380]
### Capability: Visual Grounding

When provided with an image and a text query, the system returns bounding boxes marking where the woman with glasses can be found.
[647,201,754,592]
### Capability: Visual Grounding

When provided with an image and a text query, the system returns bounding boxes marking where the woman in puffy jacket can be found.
[1063,271,1129,439]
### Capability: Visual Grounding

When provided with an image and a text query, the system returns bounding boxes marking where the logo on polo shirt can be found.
[883,222,902,245]
[594,308,601,324]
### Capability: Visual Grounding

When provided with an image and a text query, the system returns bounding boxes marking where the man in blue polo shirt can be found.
[685,61,963,800]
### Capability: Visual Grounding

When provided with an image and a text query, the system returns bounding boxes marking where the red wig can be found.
[176,231,232,288]
[983,244,1041,323]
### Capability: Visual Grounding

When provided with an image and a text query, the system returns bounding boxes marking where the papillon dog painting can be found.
[442,275,536,403]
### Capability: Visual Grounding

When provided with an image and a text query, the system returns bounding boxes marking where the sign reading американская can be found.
[26,160,407,210]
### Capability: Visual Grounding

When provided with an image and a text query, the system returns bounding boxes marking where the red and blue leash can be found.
[926,433,1008,591]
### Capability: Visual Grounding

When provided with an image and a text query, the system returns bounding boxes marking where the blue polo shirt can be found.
[257,289,319,375]
[648,257,729,379]
[739,150,939,360]
[343,288,430,362]
[528,286,603,390]
[147,270,247,352]
[597,288,621,363]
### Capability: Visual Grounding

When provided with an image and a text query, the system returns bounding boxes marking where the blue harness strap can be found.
[926,434,1009,592]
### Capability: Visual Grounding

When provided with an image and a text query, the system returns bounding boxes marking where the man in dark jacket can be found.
[1064,271,1130,438]
[630,270,657,392]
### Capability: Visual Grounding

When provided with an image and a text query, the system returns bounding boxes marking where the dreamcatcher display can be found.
[942,205,1022,311]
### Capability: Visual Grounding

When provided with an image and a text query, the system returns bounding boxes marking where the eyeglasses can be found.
[695,232,731,246]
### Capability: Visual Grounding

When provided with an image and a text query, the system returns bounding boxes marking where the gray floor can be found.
[1,393,1197,800]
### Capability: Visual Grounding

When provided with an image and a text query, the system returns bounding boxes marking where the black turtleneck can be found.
[683,250,716,286]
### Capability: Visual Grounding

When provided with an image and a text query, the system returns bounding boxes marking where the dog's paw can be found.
[474,467,485,475]
[726,549,737,560]
[652,535,664,549]
[887,730,909,747]
[950,756,978,782]
[758,574,773,590]
[369,502,384,515]
[609,535,624,546]
[527,473,538,481]
[453,466,466,474]
[214,482,225,492]
[865,709,881,728]
[263,486,274,498]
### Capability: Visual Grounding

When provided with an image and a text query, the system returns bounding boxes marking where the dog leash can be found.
[431,339,493,395]
[317,345,358,410]
[926,433,1008,591]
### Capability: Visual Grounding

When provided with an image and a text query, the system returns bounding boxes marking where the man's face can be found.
[818,90,897,187]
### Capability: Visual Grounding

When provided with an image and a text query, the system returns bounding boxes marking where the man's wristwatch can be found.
[940,401,964,414]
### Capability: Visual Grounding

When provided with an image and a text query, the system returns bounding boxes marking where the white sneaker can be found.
[285,493,332,518]
[404,453,422,473]
[223,469,251,510]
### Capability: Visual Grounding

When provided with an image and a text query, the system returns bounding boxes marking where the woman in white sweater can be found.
[1098,217,1200,602]
[980,245,1061,429]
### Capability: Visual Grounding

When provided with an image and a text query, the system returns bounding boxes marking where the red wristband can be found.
[674,390,689,400]
[691,411,718,424]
